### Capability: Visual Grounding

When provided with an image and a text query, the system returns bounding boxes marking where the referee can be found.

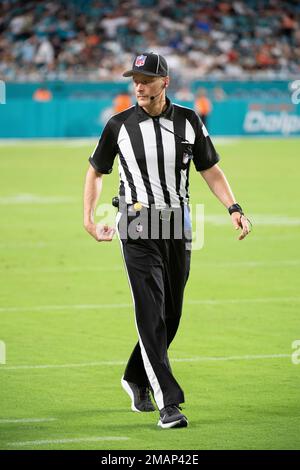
[83,52,251,429]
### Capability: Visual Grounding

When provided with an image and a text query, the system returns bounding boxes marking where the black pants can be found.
[116,208,191,410]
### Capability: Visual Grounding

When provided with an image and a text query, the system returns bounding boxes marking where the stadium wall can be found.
[1,81,299,138]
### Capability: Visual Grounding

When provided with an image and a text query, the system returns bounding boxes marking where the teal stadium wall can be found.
[0,81,299,138]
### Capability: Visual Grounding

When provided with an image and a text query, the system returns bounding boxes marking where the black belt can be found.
[112,197,184,222]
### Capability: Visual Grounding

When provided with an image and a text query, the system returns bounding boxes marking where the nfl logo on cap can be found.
[135,55,147,67]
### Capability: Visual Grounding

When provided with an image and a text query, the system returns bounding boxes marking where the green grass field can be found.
[0,138,299,450]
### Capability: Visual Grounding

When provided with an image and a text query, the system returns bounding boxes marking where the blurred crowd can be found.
[0,0,300,82]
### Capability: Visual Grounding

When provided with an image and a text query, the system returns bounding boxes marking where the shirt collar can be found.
[135,96,174,122]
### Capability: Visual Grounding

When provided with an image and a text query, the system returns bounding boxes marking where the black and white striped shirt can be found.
[89,97,220,208]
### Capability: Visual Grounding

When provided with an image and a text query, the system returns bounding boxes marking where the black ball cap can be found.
[123,52,168,77]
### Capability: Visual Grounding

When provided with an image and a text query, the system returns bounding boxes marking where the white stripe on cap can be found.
[202,124,209,137]
[156,54,160,74]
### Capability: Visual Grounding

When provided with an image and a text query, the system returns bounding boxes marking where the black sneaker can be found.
[158,405,188,429]
[121,377,156,412]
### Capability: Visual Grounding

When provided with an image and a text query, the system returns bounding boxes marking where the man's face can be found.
[132,73,167,106]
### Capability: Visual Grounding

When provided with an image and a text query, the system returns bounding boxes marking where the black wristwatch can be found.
[228,203,244,216]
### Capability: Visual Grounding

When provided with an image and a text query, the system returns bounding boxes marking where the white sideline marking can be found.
[0,354,290,371]
[0,418,57,424]
[7,436,130,447]
[0,297,299,314]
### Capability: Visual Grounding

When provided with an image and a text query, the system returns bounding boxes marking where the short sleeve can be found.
[88,120,118,174]
[191,113,220,172]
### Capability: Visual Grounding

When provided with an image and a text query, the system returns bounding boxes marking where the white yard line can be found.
[171,354,290,362]
[0,266,124,273]
[1,259,300,274]
[0,297,299,314]
[0,138,96,146]
[7,436,130,447]
[0,354,290,371]
[203,214,300,226]
[1,137,299,146]
[1,360,127,370]
[0,194,77,205]
[0,418,57,424]
[187,297,300,305]
[0,303,132,313]
[0,233,298,250]
[193,260,300,268]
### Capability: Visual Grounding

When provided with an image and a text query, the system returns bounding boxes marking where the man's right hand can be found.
[84,223,116,242]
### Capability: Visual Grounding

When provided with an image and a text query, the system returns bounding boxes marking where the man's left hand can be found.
[231,213,251,240]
